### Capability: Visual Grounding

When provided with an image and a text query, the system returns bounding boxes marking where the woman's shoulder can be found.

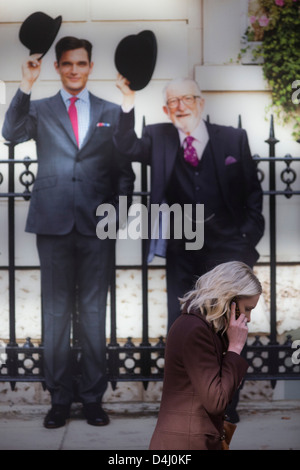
[170,310,213,336]
[180,303,211,327]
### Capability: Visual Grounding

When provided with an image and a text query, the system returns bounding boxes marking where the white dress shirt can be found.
[178,119,209,161]
[61,88,90,148]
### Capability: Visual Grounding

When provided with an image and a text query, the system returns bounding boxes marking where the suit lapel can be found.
[79,92,104,151]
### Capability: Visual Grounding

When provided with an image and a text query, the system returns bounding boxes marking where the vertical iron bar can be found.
[238,114,242,128]
[109,249,118,346]
[7,143,16,345]
[265,116,279,388]
[141,174,149,345]
[6,143,18,389]
[108,249,119,390]
[140,116,151,387]
[141,116,150,346]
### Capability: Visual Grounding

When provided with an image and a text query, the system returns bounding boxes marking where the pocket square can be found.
[97,122,111,127]
[225,155,237,165]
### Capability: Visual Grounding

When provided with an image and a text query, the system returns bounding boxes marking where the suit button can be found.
[72,177,76,182]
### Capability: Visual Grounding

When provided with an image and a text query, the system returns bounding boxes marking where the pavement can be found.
[0,400,300,452]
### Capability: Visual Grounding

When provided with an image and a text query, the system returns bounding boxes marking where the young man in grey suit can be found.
[3,37,135,428]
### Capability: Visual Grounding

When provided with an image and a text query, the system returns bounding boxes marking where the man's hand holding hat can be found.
[20,54,43,94]
[116,73,136,111]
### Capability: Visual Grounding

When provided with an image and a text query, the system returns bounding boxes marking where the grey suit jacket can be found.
[2,89,135,236]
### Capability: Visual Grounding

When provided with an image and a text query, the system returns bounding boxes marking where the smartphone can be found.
[231,297,240,318]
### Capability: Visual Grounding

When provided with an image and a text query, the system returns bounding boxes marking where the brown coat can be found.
[149,312,249,450]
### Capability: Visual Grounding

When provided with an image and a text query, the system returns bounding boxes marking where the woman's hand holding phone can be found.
[226,301,248,355]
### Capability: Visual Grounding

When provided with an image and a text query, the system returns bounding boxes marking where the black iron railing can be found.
[0,115,299,392]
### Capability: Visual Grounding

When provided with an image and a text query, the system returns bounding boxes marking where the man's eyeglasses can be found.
[166,95,201,109]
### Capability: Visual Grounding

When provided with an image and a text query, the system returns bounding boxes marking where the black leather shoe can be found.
[44,404,70,429]
[83,403,110,426]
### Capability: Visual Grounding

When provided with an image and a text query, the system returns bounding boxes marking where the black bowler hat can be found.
[114,30,157,91]
[19,11,62,58]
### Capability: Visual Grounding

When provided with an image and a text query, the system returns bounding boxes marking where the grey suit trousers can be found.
[37,229,115,405]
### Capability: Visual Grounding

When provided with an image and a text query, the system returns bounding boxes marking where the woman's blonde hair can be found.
[179,261,262,334]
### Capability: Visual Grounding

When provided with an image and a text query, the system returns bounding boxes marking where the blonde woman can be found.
[149,261,262,450]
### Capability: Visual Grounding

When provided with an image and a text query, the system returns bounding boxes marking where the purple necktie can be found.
[68,96,79,147]
[183,136,198,167]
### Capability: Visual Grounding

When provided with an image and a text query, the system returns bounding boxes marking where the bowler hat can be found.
[114,30,157,91]
[19,11,62,58]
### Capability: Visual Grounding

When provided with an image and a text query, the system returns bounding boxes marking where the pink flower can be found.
[275,0,284,6]
[250,15,257,24]
[258,15,270,26]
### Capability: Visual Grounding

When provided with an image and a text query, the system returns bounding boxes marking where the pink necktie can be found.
[68,96,79,147]
[184,136,198,167]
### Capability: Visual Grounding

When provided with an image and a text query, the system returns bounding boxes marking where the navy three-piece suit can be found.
[3,89,135,405]
[114,108,265,328]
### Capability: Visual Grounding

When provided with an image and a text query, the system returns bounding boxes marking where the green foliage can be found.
[250,0,300,140]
